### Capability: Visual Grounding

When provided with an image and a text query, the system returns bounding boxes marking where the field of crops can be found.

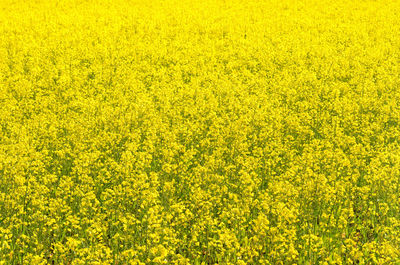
[1,0,400,264]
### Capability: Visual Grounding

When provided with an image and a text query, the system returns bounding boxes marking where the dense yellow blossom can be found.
[1,0,400,264]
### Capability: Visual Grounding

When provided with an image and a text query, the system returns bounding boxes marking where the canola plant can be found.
[1,0,400,264]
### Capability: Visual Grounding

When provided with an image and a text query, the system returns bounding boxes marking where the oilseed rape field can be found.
[1,0,400,264]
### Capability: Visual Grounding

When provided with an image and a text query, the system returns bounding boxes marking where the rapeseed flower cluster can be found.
[1,0,400,264]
